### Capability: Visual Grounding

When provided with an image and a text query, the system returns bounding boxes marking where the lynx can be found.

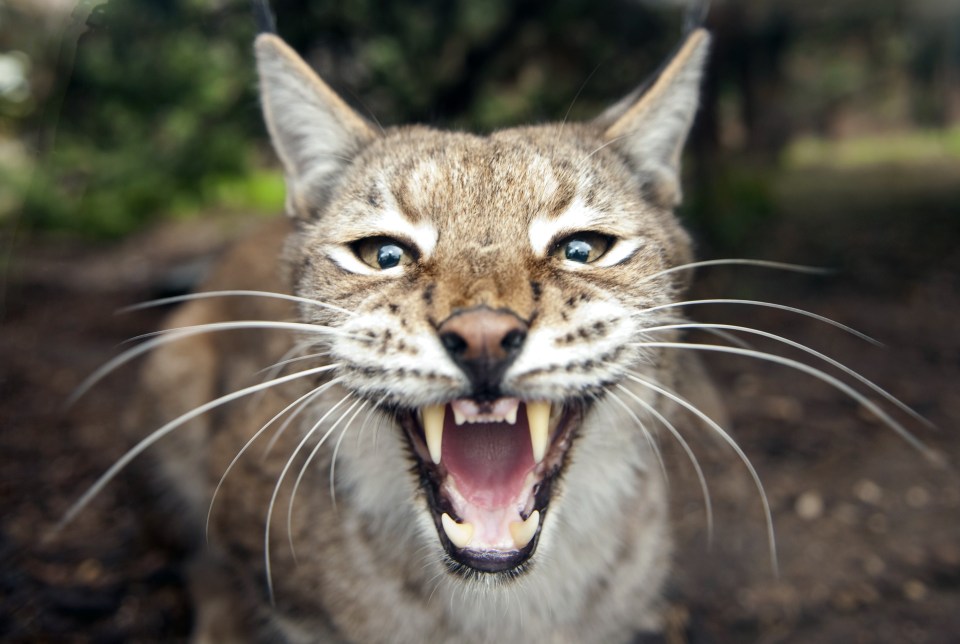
[62,8,931,643]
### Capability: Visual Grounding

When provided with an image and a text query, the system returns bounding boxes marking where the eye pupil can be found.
[377,244,404,269]
[565,239,592,263]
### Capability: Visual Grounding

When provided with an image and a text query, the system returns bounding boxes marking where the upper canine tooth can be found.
[441,513,474,549]
[526,401,550,463]
[422,404,445,464]
[509,510,540,549]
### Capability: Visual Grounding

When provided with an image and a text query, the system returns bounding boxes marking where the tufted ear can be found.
[255,34,378,218]
[595,29,710,208]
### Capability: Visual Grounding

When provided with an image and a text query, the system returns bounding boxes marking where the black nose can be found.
[437,307,528,401]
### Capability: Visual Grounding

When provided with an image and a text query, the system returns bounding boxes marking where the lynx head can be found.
[255,29,709,580]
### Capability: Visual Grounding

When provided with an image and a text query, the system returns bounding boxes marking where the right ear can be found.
[255,34,378,218]
[593,28,710,209]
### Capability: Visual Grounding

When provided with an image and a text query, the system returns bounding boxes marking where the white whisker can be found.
[605,391,668,483]
[613,383,713,545]
[68,320,359,406]
[265,394,352,600]
[642,313,755,349]
[630,341,938,461]
[626,371,778,576]
[640,323,933,429]
[261,385,333,459]
[119,289,355,316]
[256,349,331,377]
[127,320,365,344]
[355,395,389,450]
[555,61,603,144]
[639,259,829,284]
[639,299,881,345]
[205,375,343,542]
[248,341,320,411]
[329,401,369,509]
[55,364,336,534]
[576,133,630,169]
[287,397,363,561]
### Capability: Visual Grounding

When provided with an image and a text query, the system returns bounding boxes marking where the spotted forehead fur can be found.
[312,125,677,248]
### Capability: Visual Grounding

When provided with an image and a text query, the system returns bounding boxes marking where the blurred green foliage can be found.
[18,0,261,236]
[13,0,680,237]
[4,0,958,241]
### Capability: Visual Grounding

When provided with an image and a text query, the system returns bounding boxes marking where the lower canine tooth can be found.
[422,404,445,464]
[441,513,474,549]
[526,401,550,463]
[510,510,540,549]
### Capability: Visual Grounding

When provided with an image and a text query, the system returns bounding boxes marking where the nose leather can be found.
[437,307,528,401]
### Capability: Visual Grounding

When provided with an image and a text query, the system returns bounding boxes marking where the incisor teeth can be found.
[452,407,466,426]
[441,513,474,549]
[505,405,518,425]
[526,401,550,463]
[509,510,540,549]
[422,404,445,464]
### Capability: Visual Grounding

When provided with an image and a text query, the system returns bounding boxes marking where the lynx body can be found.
[134,27,719,643]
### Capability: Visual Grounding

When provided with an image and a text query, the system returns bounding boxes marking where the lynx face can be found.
[257,32,708,577]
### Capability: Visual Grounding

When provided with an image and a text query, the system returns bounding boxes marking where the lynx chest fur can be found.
[132,25,721,643]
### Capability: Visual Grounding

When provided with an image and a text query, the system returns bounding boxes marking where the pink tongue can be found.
[441,407,534,509]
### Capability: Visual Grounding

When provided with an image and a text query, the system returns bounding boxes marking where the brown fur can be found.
[131,27,719,643]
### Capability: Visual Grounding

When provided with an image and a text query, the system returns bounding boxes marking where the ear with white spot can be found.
[596,29,710,208]
[255,34,378,218]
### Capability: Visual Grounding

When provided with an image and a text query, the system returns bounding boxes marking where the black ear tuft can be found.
[250,0,276,35]
[683,0,710,35]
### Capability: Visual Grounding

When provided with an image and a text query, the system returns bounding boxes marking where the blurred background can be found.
[2,0,958,243]
[1,0,958,641]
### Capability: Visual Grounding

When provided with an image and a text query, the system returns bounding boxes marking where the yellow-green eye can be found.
[551,232,614,264]
[353,237,415,270]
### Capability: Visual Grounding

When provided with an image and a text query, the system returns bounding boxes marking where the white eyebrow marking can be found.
[369,208,438,258]
[528,197,604,256]
[528,196,647,269]
[327,205,438,277]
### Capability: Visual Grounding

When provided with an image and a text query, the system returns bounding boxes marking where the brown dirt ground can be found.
[1,165,959,642]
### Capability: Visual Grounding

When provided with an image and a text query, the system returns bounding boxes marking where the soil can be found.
[1,165,958,642]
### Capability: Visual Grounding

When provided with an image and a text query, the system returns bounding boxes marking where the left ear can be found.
[596,29,711,207]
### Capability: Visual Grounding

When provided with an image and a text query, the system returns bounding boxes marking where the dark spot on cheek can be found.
[530,281,542,302]
[389,303,399,313]
[566,297,576,308]
[367,190,381,207]
[423,284,435,305]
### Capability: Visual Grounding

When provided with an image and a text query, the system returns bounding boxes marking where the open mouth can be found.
[398,398,581,574]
